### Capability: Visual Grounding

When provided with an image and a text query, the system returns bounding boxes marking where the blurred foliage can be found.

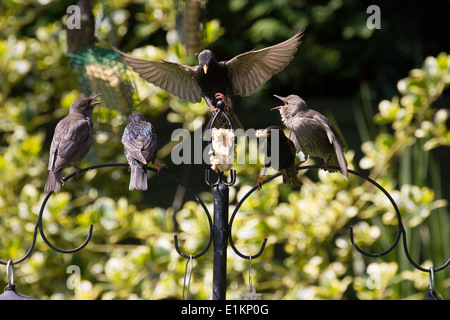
[0,0,449,300]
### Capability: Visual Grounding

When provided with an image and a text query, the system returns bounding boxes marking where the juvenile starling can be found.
[255,126,301,189]
[66,0,96,54]
[44,95,102,194]
[114,28,304,130]
[272,95,349,180]
[122,112,166,191]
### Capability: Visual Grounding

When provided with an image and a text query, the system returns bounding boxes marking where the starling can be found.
[114,27,304,130]
[122,112,166,191]
[272,94,349,180]
[44,95,102,194]
[66,0,96,54]
[256,126,301,189]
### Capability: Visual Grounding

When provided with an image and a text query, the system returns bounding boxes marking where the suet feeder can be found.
[69,45,140,136]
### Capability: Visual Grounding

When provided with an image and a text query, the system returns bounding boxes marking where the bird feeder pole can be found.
[212,178,229,300]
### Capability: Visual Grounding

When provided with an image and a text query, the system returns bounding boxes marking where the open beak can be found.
[90,94,103,107]
[271,94,286,111]
[203,65,208,74]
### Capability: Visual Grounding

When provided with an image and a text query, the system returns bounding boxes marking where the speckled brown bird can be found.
[256,126,301,189]
[44,95,102,194]
[272,94,348,180]
[122,112,166,191]
[114,28,304,130]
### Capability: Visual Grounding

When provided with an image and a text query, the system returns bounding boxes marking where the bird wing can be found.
[122,126,157,165]
[225,28,304,97]
[140,125,158,163]
[50,117,92,172]
[289,130,302,154]
[314,115,348,179]
[287,138,298,160]
[114,48,203,104]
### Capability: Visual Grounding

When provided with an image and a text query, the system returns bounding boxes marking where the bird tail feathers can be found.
[336,148,348,180]
[282,168,302,187]
[44,171,62,194]
[129,165,148,191]
[328,152,349,180]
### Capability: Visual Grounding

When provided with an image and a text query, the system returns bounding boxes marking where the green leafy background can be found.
[0,0,449,300]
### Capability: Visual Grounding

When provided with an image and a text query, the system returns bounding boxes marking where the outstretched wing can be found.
[225,27,304,97]
[115,48,203,104]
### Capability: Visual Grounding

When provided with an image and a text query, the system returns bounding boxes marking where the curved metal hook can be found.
[344,166,404,258]
[0,164,124,264]
[207,99,233,132]
[205,169,236,187]
[0,226,39,266]
[1,165,120,262]
[153,166,214,259]
[6,260,15,289]
[401,232,450,273]
[274,164,404,258]
[228,181,269,260]
[228,165,303,259]
[304,164,449,273]
[38,191,93,254]
[257,164,449,273]
[36,164,125,253]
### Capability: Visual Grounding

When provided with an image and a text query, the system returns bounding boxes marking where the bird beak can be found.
[203,65,208,74]
[90,94,103,107]
[255,129,269,138]
[90,100,103,107]
[271,95,286,111]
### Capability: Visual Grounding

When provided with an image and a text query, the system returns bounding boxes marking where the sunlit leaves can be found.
[374,53,450,152]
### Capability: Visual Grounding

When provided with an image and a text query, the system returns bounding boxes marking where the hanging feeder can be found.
[240,258,262,300]
[70,45,140,134]
[68,0,141,136]
[0,261,38,300]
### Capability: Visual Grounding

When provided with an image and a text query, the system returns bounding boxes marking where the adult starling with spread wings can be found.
[44,95,102,194]
[272,94,349,180]
[114,28,304,130]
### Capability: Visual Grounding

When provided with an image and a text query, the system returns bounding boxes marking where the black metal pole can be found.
[212,179,229,300]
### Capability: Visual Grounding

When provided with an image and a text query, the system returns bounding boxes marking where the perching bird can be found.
[44,95,102,194]
[66,0,96,54]
[122,112,166,191]
[114,27,304,130]
[272,94,349,180]
[255,126,301,189]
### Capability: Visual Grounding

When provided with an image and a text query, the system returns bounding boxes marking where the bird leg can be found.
[74,165,82,178]
[215,92,232,109]
[154,163,167,175]
[321,155,331,171]
[293,155,308,170]
[282,163,299,178]
[256,175,265,190]
[300,155,308,165]
[256,166,269,190]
